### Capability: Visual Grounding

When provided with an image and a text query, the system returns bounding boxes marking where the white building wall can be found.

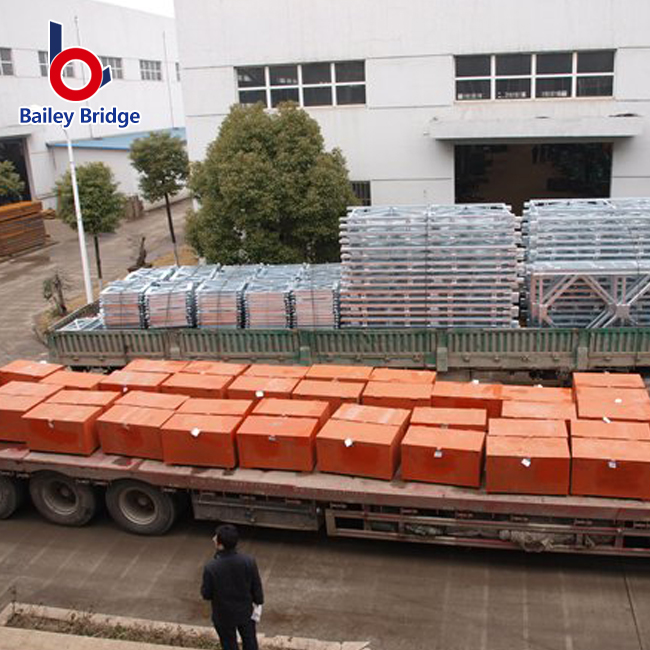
[176,0,650,205]
[0,0,184,207]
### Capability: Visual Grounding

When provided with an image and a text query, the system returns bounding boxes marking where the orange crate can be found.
[410,407,487,431]
[123,359,189,374]
[97,405,174,459]
[573,372,645,390]
[0,395,46,442]
[227,376,299,400]
[0,380,61,400]
[160,373,232,399]
[293,379,364,410]
[178,398,255,418]
[47,389,120,412]
[243,364,309,379]
[486,436,570,496]
[570,419,650,441]
[332,403,410,433]
[253,398,331,428]
[401,425,485,487]
[161,413,243,468]
[305,364,373,383]
[237,415,320,472]
[316,420,403,480]
[0,359,63,385]
[488,418,568,438]
[99,370,170,394]
[23,403,104,455]
[571,438,650,500]
[115,390,188,410]
[576,387,650,422]
[431,381,502,418]
[183,360,248,377]
[362,381,432,410]
[369,368,437,385]
[41,370,104,391]
[501,400,577,422]
[500,385,573,403]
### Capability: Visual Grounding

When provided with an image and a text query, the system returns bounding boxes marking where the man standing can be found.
[201,524,264,650]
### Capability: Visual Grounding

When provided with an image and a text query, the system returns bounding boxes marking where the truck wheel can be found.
[29,472,97,526]
[0,476,25,519]
[106,480,178,535]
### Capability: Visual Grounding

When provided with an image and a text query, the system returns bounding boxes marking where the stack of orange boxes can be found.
[161,372,233,398]
[431,381,502,418]
[0,359,63,385]
[500,383,577,424]
[99,370,170,394]
[410,406,487,431]
[228,365,306,401]
[40,369,104,391]
[47,389,121,413]
[362,378,433,410]
[115,390,188,411]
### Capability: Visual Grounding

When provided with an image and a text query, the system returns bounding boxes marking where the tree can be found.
[186,102,357,264]
[56,162,125,290]
[0,160,26,205]
[129,131,189,265]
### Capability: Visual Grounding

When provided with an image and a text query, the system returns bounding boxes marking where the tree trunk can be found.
[93,234,103,292]
[164,193,179,265]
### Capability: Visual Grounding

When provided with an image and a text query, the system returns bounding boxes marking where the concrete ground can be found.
[0,200,189,365]
[2,505,650,650]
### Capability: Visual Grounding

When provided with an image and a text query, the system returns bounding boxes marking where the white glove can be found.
[251,604,263,622]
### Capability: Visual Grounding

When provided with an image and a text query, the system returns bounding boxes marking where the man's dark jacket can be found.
[201,549,264,625]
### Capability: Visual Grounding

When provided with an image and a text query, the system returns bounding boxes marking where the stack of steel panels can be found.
[243,265,303,329]
[293,264,341,329]
[99,277,153,329]
[59,317,104,331]
[144,281,197,328]
[339,204,522,328]
[525,198,650,327]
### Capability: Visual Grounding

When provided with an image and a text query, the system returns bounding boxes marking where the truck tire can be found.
[29,472,97,526]
[105,480,178,535]
[0,476,25,519]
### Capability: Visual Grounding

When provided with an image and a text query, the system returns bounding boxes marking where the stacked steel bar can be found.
[293,264,341,329]
[525,198,650,327]
[243,265,303,329]
[339,204,522,328]
[99,278,154,329]
[144,281,197,328]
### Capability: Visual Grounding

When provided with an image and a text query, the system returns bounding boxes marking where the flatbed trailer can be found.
[2,445,650,557]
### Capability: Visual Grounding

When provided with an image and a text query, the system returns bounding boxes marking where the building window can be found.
[175,62,180,81]
[140,59,162,81]
[0,48,14,76]
[62,62,74,78]
[236,60,366,108]
[100,56,123,80]
[38,50,48,77]
[455,50,614,101]
[351,181,371,207]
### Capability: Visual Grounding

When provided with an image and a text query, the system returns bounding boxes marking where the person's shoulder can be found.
[204,556,220,571]
[238,552,257,566]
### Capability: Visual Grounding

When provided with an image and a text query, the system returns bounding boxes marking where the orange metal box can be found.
[96,405,174,459]
[401,425,485,487]
[332,403,410,434]
[253,398,331,428]
[0,359,63,385]
[227,376,299,400]
[362,381,432,410]
[570,419,650,441]
[178,398,255,417]
[431,381,503,418]
[571,438,650,500]
[183,360,248,377]
[41,370,104,391]
[0,395,45,442]
[573,372,645,390]
[369,367,437,385]
[47,389,120,412]
[243,364,309,379]
[500,400,577,422]
[237,415,320,472]
[115,390,188,410]
[293,379,364,410]
[486,436,570,496]
[0,380,61,400]
[500,385,574,403]
[123,359,189,374]
[160,373,232,399]
[575,386,650,404]
[99,370,170,394]
[161,413,243,468]
[23,403,104,455]
[316,419,403,480]
[576,388,650,422]
[488,418,568,438]
[305,364,373,383]
[410,406,487,431]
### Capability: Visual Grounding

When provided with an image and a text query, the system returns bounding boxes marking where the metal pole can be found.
[64,128,94,304]
[162,30,175,128]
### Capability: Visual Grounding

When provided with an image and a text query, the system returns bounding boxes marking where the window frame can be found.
[140,59,162,81]
[351,181,372,207]
[38,50,48,77]
[100,56,124,80]
[0,48,14,76]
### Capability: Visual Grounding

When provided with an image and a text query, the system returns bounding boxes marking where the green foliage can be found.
[56,162,125,235]
[0,160,26,204]
[129,131,189,202]
[186,102,357,264]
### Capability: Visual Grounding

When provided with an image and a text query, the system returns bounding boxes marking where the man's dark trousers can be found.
[214,619,258,650]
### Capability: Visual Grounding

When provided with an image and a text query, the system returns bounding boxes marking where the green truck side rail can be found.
[47,302,650,371]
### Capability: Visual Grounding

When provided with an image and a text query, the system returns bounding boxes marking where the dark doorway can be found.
[455,142,612,214]
[0,137,31,205]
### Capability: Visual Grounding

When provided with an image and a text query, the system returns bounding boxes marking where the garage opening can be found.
[455,142,612,214]
[0,137,31,205]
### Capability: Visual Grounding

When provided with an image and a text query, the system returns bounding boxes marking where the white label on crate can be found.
[191,427,201,438]
[48,419,54,429]
[344,438,354,448]
[434,449,444,459]
[603,417,612,424]
[608,460,617,469]
[472,379,480,385]
[535,384,543,388]
[521,458,531,468]
[39,360,48,364]
[269,435,277,442]
[615,398,623,404]
[255,390,265,398]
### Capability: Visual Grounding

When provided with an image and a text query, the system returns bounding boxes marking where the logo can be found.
[48,20,111,102]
